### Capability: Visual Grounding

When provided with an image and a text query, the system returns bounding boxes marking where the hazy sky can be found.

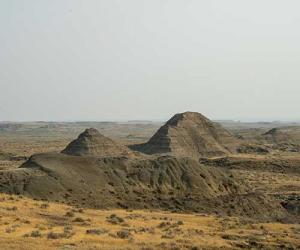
[1,1,300,121]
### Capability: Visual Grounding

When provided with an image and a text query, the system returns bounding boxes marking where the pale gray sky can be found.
[1,0,300,121]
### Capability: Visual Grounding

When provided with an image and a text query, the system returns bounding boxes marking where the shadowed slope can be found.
[0,153,287,220]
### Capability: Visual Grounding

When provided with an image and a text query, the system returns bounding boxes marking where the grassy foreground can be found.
[0,193,299,250]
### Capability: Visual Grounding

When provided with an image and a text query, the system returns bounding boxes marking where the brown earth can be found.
[62,128,134,158]
[0,152,287,221]
[131,112,240,158]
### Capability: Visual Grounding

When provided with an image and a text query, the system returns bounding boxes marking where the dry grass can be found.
[233,169,300,195]
[0,193,299,250]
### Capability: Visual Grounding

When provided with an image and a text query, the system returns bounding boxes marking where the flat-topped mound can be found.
[62,128,133,158]
[131,112,239,158]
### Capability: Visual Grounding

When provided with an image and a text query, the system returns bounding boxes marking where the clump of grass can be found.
[157,222,171,228]
[72,208,84,213]
[106,214,125,225]
[177,220,184,225]
[8,196,15,201]
[29,230,42,238]
[5,224,20,233]
[65,211,75,217]
[63,225,73,233]
[72,216,90,226]
[40,203,49,209]
[36,224,47,231]
[21,219,31,224]
[6,206,17,211]
[161,232,174,239]
[47,231,74,239]
[86,228,108,235]
[73,217,85,223]
[5,227,15,233]
[116,229,131,239]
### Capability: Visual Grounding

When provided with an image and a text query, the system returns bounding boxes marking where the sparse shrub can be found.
[73,217,85,223]
[5,227,15,233]
[47,231,71,239]
[86,228,108,235]
[116,229,131,239]
[134,227,155,234]
[22,219,31,224]
[37,225,47,231]
[161,232,174,239]
[106,214,125,224]
[6,206,17,211]
[158,222,171,228]
[47,232,63,239]
[40,203,49,209]
[78,208,84,213]
[30,230,41,237]
[64,225,73,233]
[65,211,75,217]
[177,220,184,225]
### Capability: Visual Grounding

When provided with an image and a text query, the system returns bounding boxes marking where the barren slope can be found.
[0,152,286,221]
[62,128,134,158]
[131,112,240,158]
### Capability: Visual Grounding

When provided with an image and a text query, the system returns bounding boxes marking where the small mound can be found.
[131,112,240,158]
[62,128,132,158]
[263,128,300,152]
[263,128,293,144]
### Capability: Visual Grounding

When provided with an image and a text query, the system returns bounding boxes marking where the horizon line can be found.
[1,118,300,124]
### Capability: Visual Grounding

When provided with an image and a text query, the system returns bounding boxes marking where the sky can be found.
[1,0,300,122]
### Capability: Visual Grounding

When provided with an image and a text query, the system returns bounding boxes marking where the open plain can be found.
[0,114,299,249]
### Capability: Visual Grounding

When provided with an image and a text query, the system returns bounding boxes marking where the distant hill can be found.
[62,128,133,158]
[131,112,240,158]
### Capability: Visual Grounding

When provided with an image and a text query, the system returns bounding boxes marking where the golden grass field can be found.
[0,193,299,250]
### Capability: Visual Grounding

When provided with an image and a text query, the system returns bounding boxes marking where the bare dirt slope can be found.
[200,155,300,220]
[62,128,134,158]
[131,112,240,158]
[0,152,287,221]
